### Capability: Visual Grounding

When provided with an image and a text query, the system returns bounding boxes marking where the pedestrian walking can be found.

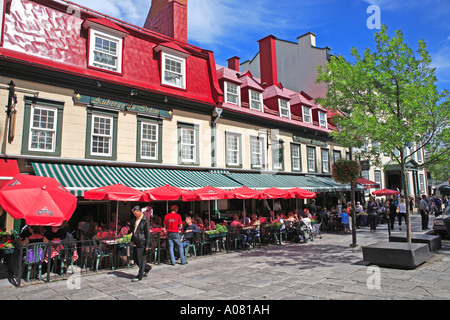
[130,206,152,282]
[367,196,379,232]
[388,198,397,231]
[397,198,407,231]
[164,205,187,266]
[419,195,430,230]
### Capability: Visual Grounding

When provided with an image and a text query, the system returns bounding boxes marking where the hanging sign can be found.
[74,93,173,119]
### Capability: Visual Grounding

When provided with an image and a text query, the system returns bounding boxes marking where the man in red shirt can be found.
[163,205,187,265]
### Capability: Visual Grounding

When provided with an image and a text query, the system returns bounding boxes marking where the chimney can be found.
[227,56,240,72]
[258,35,278,87]
[144,0,188,43]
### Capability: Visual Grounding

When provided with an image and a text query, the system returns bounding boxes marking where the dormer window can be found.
[302,106,312,124]
[89,30,123,73]
[161,52,186,89]
[279,99,291,119]
[319,111,328,128]
[249,90,263,111]
[83,19,128,74]
[225,82,240,106]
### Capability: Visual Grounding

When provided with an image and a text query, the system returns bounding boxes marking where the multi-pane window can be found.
[374,170,382,190]
[321,149,329,173]
[249,90,263,111]
[89,30,122,73]
[162,52,186,89]
[180,127,196,163]
[250,137,264,168]
[272,141,284,170]
[225,82,240,106]
[319,111,327,128]
[279,99,290,118]
[226,133,241,166]
[291,144,301,171]
[417,145,423,162]
[419,174,425,193]
[91,115,113,156]
[303,106,312,124]
[333,150,341,162]
[141,122,158,160]
[307,147,316,172]
[29,106,57,152]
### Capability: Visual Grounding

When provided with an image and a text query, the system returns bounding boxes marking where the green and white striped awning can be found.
[32,163,243,196]
[224,172,354,192]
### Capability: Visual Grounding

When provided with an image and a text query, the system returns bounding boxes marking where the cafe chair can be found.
[92,239,114,272]
[184,233,198,259]
[199,232,211,255]
[23,242,48,282]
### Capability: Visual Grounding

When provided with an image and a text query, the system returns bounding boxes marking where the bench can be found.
[362,242,430,269]
[389,234,442,252]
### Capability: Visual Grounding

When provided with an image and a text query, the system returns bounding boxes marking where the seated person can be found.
[179,216,202,256]
[44,225,67,242]
[230,214,248,247]
[19,226,48,245]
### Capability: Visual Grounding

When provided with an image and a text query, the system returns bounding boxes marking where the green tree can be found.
[317,25,450,243]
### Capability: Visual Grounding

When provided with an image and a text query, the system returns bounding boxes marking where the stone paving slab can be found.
[1,213,450,302]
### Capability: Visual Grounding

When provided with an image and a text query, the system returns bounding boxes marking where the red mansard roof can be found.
[0,0,222,106]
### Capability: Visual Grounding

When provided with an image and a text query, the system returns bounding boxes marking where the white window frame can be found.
[302,106,312,124]
[161,51,186,89]
[307,147,316,172]
[319,111,328,128]
[88,28,123,73]
[291,144,301,171]
[322,149,329,173]
[333,150,341,162]
[224,81,241,106]
[374,170,382,190]
[29,105,57,153]
[250,137,264,168]
[140,121,159,161]
[180,127,196,163]
[249,89,263,111]
[91,114,113,157]
[226,133,241,166]
[279,99,291,119]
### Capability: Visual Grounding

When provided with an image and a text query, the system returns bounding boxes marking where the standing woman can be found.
[367,196,379,232]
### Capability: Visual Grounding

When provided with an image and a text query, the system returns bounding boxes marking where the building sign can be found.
[360,160,370,171]
[292,136,327,147]
[74,94,173,119]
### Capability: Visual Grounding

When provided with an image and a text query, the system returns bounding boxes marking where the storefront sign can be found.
[74,94,173,119]
[292,136,327,147]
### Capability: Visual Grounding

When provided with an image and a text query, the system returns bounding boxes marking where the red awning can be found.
[357,177,380,189]
[0,159,20,189]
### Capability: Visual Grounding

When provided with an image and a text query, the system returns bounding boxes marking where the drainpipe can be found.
[211,106,223,168]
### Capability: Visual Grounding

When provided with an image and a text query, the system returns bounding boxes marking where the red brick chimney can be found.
[227,56,240,72]
[144,0,188,43]
[258,35,278,87]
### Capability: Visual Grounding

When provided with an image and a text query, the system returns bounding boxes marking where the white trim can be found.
[91,114,113,157]
[302,106,312,124]
[249,89,263,112]
[161,51,186,89]
[140,121,159,161]
[28,105,58,153]
[278,99,291,119]
[88,28,123,73]
[224,81,241,106]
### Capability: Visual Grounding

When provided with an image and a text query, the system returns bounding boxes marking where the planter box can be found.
[362,242,429,269]
[389,234,442,252]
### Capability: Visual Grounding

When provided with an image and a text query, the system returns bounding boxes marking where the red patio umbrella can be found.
[0,174,77,226]
[229,186,263,200]
[84,183,148,234]
[372,188,400,196]
[260,187,292,200]
[286,187,317,199]
[145,184,193,201]
[182,186,232,201]
[182,186,233,225]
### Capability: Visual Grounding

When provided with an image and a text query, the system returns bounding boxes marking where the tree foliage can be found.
[317,26,450,169]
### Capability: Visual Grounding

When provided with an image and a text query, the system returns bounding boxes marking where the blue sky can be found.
[74,0,450,92]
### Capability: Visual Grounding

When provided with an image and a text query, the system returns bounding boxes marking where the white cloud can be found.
[432,39,450,84]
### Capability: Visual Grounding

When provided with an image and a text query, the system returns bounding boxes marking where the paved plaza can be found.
[1,213,450,301]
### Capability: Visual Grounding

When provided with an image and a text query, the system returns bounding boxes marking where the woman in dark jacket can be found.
[130,206,151,282]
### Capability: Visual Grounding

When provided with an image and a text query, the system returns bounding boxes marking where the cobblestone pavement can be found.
[1,213,449,301]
